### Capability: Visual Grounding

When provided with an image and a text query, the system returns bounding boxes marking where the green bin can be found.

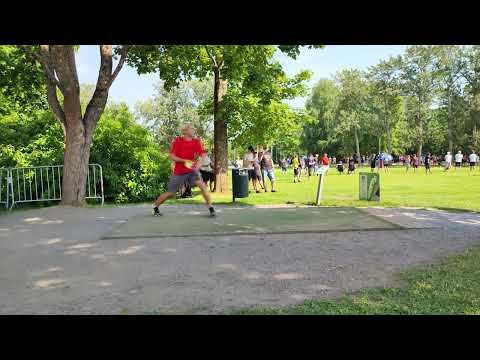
[232,168,249,202]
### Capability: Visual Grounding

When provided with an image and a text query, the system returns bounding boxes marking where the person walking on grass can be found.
[199,151,215,192]
[314,154,319,174]
[308,153,316,179]
[455,150,463,171]
[299,155,306,177]
[260,148,276,192]
[412,154,419,173]
[336,161,344,174]
[347,156,355,175]
[281,157,288,174]
[153,124,215,217]
[293,154,301,183]
[424,153,432,174]
[370,154,377,173]
[444,151,453,171]
[469,150,478,172]
[405,154,411,173]
[244,146,261,193]
[257,150,266,190]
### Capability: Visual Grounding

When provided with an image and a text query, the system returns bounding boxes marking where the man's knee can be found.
[195,181,206,190]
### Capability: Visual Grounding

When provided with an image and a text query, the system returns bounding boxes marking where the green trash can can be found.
[232,168,249,202]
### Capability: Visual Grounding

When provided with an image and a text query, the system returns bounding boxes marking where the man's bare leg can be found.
[252,178,259,192]
[154,191,175,207]
[152,191,175,216]
[195,180,216,216]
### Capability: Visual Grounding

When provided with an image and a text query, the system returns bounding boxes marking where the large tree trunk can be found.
[384,99,392,154]
[385,124,392,154]
[447,96,453,153]
[62,123,92,206]
[213,69,229,193]
[417,110,423,159]
[37,45,128,206]
[354,127,361,163]
[473,109,480,148]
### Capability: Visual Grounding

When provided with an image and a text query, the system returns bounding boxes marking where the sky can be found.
[75,45,408,110]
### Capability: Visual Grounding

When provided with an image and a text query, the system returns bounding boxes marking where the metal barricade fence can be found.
[0,164,104,210]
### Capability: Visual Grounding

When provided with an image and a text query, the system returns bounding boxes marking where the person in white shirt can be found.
[454,150,463,170]
[199,153,214,191]
[469,151,478,172]
[243,145,260,193]
[444,151,452,171]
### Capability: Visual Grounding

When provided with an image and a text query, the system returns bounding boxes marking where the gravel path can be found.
[0,204,479,314]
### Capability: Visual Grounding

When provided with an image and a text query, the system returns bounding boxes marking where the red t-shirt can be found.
[170,136,206,175]
[321,156,329,166]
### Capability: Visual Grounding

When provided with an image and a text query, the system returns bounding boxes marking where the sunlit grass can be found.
[170,165,480,212]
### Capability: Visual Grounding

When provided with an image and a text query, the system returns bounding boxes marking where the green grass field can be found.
[171,165,480,212]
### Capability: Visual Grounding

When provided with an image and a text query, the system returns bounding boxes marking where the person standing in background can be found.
[444,151,453,171]
[424,153,432,174]
[256,150,266,191]
[293,154,301,183]
[412,154,418,173]
[244,145,260,193]
[261,148,276,192]
[405,154,411,173]
[454,150,463,171]
[281,157,288,174]
[469,150,478,172]
[307,153,316,179]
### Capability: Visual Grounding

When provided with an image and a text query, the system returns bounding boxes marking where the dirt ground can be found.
[1,204,479,314]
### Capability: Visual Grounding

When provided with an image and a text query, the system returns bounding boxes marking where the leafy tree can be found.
[461,45,480,147]
[14,45,131,206]
[0,99,170,204]
[334,69,370,161]
[90,102,170,203]
[434,45,465,152]
[303,79,340,155]
[366,56,404,154]
[134,78,214,151]
[126,45,321,193]
[399,45,439,158]
[0,45,47,115]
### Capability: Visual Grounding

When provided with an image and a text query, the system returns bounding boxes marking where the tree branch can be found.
[45,79,67,133]
[27,45,66,132]
[37,45,62,90]
[205,46,218,68]
[107,45,130,88]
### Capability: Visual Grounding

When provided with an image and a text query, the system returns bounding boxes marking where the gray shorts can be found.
[167,171,201,193]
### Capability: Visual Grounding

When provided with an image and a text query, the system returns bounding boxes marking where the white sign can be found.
[315,167,328,206]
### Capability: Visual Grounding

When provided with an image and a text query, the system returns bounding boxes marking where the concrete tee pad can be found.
[102,207,403,239]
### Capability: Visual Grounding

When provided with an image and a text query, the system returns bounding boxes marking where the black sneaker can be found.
[209,207,216,217]
[153,207,162,216]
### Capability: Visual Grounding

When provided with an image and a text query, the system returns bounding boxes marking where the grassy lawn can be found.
[170,165,480,212]
[228,246,480,315]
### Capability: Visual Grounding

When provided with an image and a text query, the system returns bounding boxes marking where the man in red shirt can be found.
[153,123,215,217]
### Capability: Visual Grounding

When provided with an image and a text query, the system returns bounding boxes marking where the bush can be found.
[0,103,171,203]
[90,103,170,203]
